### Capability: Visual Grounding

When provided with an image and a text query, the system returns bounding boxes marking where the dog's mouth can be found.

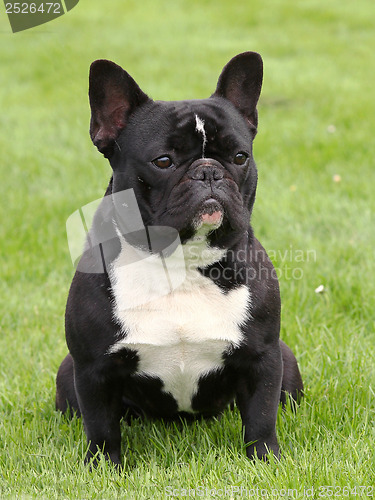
[193,198,224,230]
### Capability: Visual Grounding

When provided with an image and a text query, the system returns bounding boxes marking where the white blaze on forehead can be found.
[195,114,207,158]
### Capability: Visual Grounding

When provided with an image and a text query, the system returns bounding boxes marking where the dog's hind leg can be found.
[55,353,81,417]
[279,340,304,409]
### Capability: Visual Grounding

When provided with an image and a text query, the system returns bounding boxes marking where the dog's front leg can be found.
[74,364,123,467]
[236,344,283,461]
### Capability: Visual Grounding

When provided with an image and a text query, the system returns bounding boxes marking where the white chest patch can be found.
[109,237,251,412]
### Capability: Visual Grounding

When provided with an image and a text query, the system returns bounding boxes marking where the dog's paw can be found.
[245,441,280,462]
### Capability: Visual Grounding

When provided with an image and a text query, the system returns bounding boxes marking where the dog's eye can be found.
[234,152,249,165]
[152,156,173,169]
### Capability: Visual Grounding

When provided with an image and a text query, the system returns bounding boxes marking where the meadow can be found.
[0,0,374,497]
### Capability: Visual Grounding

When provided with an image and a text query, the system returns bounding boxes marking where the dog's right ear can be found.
[213,52,263,132]
[89,60,150,157]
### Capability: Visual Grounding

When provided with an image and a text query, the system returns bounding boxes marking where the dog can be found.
[56,51,303,466]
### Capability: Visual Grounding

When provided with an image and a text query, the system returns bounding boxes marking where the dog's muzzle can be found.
[187,159,226,229]
[188,158,225,183]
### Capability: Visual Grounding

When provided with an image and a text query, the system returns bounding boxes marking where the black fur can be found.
[56,52,303,466]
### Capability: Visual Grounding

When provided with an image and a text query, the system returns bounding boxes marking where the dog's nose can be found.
[189,159,224,182]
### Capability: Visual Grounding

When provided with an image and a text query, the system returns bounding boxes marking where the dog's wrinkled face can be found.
[111,98,257,246]
[88,52,263,249]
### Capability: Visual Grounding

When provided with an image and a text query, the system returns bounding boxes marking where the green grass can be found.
[1,0,375,497]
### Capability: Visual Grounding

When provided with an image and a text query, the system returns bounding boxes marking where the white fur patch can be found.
[195,114,207,158]
[109,235,251,412]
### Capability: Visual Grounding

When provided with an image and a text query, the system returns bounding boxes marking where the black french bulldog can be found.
[56,51,303,466]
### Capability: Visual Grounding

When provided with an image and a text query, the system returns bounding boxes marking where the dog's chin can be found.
[192,199,224,231]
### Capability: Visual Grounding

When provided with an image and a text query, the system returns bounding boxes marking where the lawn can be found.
[1,0,375,498]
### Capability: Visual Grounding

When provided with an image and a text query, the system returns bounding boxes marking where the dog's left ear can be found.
[89,60,150,157]
[213,52,263,131]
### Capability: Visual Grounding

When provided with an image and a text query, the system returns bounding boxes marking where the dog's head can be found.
[89,52,263,250]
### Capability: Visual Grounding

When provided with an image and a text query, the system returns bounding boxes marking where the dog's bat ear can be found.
[89,60,150,157]
[213,52,263,131]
